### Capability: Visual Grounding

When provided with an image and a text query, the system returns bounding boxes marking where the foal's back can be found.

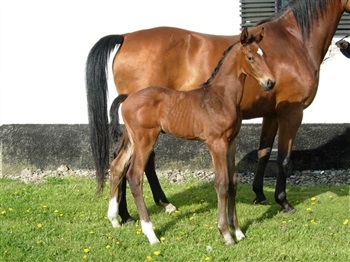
[122,85,224,140]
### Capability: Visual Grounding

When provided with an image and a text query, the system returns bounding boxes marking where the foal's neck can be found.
[204,46,245,106]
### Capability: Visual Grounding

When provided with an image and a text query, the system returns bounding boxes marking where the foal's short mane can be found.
[258,0,330,37]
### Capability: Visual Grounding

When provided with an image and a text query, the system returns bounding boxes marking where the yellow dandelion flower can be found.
[89,231,94,234]
[105,245,111,249]
[343,219,349,225]
[310,219,317,225]
[1,211,6,215]
[54,210,59,213]
[136,229,142,235]
[311,197,316,201]
[306,207,312,211]
[42,205,47,209]
[153,251,161,256]
[205,256,211,261]
[160,237,165,242]
[37,223,43,228]
[83,248,90,253]
[8,208,13,211]
[59,213,64,217]
[190,216,194,220]
[146,255,152,261]
[282,221,287,224]
[82,255,87,260]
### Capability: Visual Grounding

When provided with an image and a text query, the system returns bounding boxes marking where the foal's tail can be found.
[85,34,124,193]
[110,94,128,146]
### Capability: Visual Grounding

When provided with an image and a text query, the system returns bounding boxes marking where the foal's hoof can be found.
[254,197,268,205]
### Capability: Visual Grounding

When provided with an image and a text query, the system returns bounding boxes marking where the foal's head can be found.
[239,27,275,91]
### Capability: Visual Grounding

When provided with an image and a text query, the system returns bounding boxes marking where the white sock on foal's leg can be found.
[107,197,120,228]
[141,220,160,245]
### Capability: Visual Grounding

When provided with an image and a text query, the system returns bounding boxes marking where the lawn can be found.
[0,175,349,261]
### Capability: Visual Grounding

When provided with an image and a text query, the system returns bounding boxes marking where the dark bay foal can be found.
[108,28,275,245]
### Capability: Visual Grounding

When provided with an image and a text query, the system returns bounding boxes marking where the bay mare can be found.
[107,28,275,244]
[85,0,350,222]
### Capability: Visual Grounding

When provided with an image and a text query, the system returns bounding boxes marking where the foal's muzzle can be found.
[261,79,276,92]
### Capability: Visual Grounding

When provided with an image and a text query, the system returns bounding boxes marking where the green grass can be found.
[0,176,349,261]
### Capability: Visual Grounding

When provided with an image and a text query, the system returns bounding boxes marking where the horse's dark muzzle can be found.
[267,79,276,90]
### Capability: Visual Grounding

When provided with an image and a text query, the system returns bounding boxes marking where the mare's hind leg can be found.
[227,141,245,241]
[118,177,136,224]
[253,116,278,205]
[145,151,176,213]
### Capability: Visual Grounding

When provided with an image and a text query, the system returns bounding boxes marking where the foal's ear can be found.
[240,27,249,46]
[255,27,265,43]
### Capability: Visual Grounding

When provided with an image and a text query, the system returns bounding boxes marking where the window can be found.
[240,0,350,36]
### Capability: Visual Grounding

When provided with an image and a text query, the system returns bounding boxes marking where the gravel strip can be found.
[2,165,349,186]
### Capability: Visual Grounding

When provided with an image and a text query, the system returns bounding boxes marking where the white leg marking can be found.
[235,229,246,241]
[107,197,120,228]
[141,220,160,245]
[164,203,177,213]
[222,232,235,245]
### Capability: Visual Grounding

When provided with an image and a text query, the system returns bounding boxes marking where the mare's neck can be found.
[278,2,344,66]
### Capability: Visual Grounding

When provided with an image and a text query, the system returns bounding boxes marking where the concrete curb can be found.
[1,124,349,176]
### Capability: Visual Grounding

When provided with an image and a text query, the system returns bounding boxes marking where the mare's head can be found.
[239,27,275,91]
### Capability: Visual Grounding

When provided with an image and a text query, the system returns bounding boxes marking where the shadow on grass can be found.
[142,179,348,237]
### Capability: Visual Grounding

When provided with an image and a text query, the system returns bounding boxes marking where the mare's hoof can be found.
[122,217,136,225]
[164,203,177,213]
[281,205,296,214]
[254,198,268,205]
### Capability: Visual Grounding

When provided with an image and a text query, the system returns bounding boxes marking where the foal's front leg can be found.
[208,140,235,245]
[227,141,245,241]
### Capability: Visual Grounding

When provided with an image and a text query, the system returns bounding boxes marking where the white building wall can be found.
[0,0,348,125]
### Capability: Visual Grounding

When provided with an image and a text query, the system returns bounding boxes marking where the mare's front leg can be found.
[208,139,235,245]
[253,116,278,205]
[274,103,303,213]
[227,141,245,241]
[145,151,176,213]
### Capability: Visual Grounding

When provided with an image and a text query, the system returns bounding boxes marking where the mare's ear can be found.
[240,27,249,46]
[255,27,265,43]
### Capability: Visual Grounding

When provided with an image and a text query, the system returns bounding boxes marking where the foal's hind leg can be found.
[227,141,245,241]
[127,130,161,245]
[108,145,132,228]
[146,151,176,213]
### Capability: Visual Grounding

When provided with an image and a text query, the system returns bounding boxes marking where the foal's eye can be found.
[248,56,254,62]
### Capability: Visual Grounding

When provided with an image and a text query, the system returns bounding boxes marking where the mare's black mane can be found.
[258,0,330,37]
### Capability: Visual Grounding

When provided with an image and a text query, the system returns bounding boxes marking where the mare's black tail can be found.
[85,35,124,193]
